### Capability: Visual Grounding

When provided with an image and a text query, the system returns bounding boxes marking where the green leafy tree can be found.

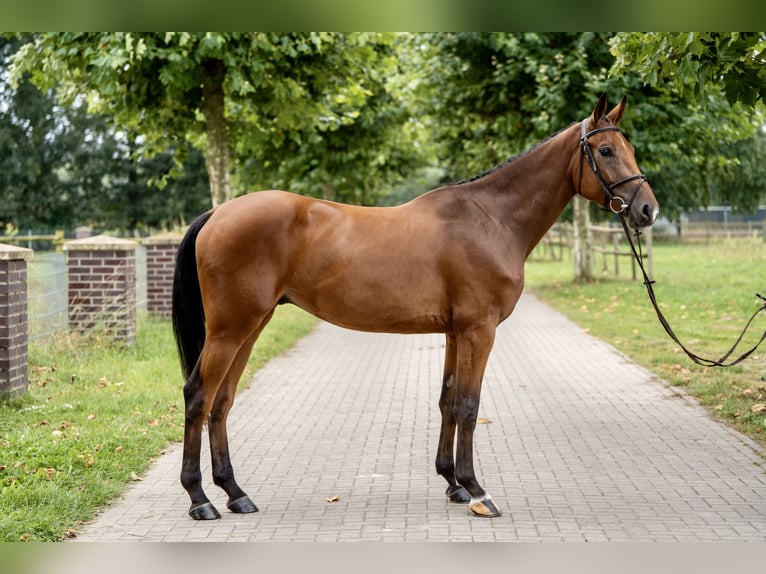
[241,36,428,205]
[610,32,766,109]
[1,35,106,230]
[414,32,619,181]
[610,32,766,218]
[11,32,421,208]
[2,35,210,232]
[411,32,766,280]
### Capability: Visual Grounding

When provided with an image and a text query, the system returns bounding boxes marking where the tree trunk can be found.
[573,195,594,282]
[201,58,231,208]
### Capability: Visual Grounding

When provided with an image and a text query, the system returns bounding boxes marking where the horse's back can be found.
[194,189,521,335]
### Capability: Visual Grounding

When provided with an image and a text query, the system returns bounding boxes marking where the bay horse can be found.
[172,94,659,520]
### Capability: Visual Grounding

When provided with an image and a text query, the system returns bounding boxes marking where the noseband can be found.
[578,119,648,215]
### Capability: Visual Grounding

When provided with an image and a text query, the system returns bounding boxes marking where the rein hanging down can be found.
[618,216,766,368]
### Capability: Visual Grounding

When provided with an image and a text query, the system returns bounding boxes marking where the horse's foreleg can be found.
[435,334,470,504]
[208,323,269,515]
[454,324,501,518]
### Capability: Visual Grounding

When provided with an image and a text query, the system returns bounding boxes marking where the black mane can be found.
[455,121,577,186]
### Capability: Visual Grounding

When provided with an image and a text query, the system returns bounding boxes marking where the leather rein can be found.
[578,119,766,368]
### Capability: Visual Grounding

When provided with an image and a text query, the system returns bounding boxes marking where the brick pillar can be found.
[0,244,33,395]
[144,234,182,319]
[64,235,139,344]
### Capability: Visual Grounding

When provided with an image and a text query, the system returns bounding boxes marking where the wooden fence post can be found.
[573,195,594,281]
[64,235,139,344]
[0,244,33,395]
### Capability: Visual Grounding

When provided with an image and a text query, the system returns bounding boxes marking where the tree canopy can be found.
[1,35,210,232]
[10,32,421,208]
[610,32,766,109]
[3,32,766,233]
[415,32,766,220]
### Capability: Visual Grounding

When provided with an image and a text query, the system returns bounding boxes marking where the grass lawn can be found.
[0,305,316,542]
[525,237,766,449]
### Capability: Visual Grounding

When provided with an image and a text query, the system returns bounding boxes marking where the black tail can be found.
[172,211,214,380]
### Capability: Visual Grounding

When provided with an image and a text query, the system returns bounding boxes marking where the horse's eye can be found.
[599,147,612,157]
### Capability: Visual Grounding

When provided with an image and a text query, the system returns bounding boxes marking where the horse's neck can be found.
[470,127,578,257]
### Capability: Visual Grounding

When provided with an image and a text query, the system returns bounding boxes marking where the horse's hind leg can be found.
[182,314,263,520]
[208,314,274,514]
[435,334,470,504]
[181,352,231,520]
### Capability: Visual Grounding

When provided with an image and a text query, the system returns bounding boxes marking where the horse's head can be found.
[575,94,659,228]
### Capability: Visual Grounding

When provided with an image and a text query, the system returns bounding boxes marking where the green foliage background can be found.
[3,32,766,232]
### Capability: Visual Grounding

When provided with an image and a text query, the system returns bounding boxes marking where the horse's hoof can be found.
[189,502,222,520]
[227,495,258,514]
[446,485,470,504]
[469,495,502,518]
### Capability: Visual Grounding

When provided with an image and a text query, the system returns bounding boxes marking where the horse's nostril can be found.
[642,203,655,224]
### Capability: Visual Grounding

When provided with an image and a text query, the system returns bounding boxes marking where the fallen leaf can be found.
[751,403,766,414]
[114,445,123,453]
[477,418,492,424]
[131,471,142,481]
[147,419,159,426]
[51,430,63,438]
[87,414,97,421]
[19,533,30,542]
[325,495,339,503]
[78,454,95,468]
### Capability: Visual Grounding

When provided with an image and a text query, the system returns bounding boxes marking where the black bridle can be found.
[578,118,649,216]
[579,119,766,368]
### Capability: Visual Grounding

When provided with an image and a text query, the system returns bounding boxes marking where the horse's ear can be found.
[606,95,627,125]
[590,93,608,127]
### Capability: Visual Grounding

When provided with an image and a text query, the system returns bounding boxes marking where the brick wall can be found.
[0,244,33,395]
[144,235,182,319]
[64,236,139,344]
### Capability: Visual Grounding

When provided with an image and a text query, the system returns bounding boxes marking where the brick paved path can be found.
[75,293,766,541]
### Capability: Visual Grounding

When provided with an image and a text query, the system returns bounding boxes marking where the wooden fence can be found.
[672,220,765,243]
[531,221,652,280]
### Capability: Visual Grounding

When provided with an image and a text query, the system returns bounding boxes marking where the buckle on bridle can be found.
[607,196,629,214]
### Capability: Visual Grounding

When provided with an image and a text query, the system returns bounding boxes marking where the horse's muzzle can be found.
[629,198,659,228]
